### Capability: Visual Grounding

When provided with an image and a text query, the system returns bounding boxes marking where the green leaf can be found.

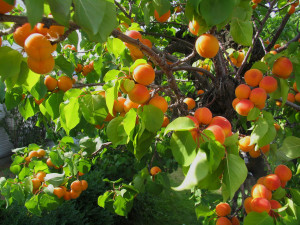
[152,0,171,16]
[39,194,61,210]
[60,97,80,134]
[44,173,65,187]
[290,189,300,206]
[223,154,247,200]
[25,195,41,216]
[278,136,300,159]
[107,117,128,146]
[250,118,269,145]
[251,61,269,73]
[200,0,235,26]
[113,195,133,216]
[207,140,225,172]
[280,79,289,105]
[230,18,253,46]
[79,137,97,156]
[123,109,137,139]
[5,87,23,110]
[46,0,71,26]
[28,75,47,101]
[10,156,24,175]
[243,212,274,225]
[18,98,37,120]
[25,0,44,28]
[10,184,25,205]
[103,70,121,82]
[98,191,114,208]
[170,131,197,167]
[105,80,121,115]
[107,38,125,58]
[195,204,214,219]
[247,107,260,121]
[55,55,75,77]
[49,151,64,167]
[173,150,209,191]
[141,105,164,133]
[134,130,156,160]
[33,161,49,174]
[164,117,196,135]
[45,92,64,120]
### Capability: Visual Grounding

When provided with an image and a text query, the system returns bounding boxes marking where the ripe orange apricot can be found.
[292,0,299,6]
[231,216,240,225]
[34,98,45,105]
[36,23,65,39]
[216,217,232,225]
[63,44,76,51]
[187,115,199,127]
[272,57,293,79]
[195,34,219,58]
[194,107,212,125]
[58,76,73,92]
[244,69,263,87]
[197,90,204,95]
[260,144,270,154]
[293,82,299,92]
[13,23,37,47]
[162,116,170,127]
[244,197,253,214]
[198,64,210,75]
[235,84,251,99]
[0,0,15,14]
[275,164,292,182]
[71,180,82,192]
[141,38,152,48]
[124,99,140,112]
[174,6,182,13]
[63,191,71,201]
[210,116,232,137]
[215,202,231,217]
[75,64,83,73]
[257,177,265,184]
[154,10,171,23]
[70,189,81,199]
[263,174,281,191]
[274,123,281,131]
[46,158,55,167]
[125,30,142,48]
[252,0,262,3]
[288,5,296,15]
[37,149,46,158]
[249,148,261,158]
[133,64,155,86]
[251,198,271,213]
[27,55,55,74]
[0,37,2,46]
[28,150,39,159]
[44,75,58,91]
[189,20,200,36]
[149,96,168,113]
[81,180,88,191]
[295,93,300,102]
[183,98,196,110]
[259,76,278,93]
[274,44,281,49]
[239,136,255,152]
[249,88,267,106]
[128,84,150,104]
[235,99,254,116]
[150,166,162,176]
[269,200,282,209]
[232,98,240,109]
[287,93,295,102]
[205,125,225,144]
[53,187,66,198]
[36,171,46,183]
[32,178,41,189]
[24,33,53,60]
[251,184,272,200]
[113,97,126,113]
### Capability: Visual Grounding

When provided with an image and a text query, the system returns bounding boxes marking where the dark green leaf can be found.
[24,0,44,27]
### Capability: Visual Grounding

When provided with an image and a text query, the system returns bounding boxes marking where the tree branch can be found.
[276,32,300,53]
[114,0,131,19]
[92,142,113,156]
[172,66,216,82]
[276,98,300,111]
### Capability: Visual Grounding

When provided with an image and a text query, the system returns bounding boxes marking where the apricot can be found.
[150,166,161,176]
[53,187,66,198]
[58,76,73,92]
[287,93,295,103]
[237,51,245,63]
[162,116,170,127]
[34,98,45,105]
[82,64,92,76]
[13,23,37,47]
[249,148,261,158]
[124,99,140,112]
[272,57,293,79]
[295,93,300,102]
[27,56,55,74]
[189,20,200,36]
[36,171,46,182]
[252,3,258,9]
[0,0,15,14]
[133,64,155,86]
[174,6,182,13]
[113,97,126,113]
[124,30,142,48]
[46,158,55,167]
[63,191,71,201]
[81,180,88,191]
[198,64,210,75]
[249,88,267,106]
[275,101,282,107]
[28,150,39,159]
[274,164,292,182]
[235,99,254,116]
[269,200,282,209]
[71,180,82,192]
[183,97,196,110]
[250,198,271,213]
[37,149,46,158]
[195,34,219,58]
[251,184,272,200]
[95,124,105,129]
[292,0,299,6]
[141,38,152,48]
[32,178,41,190]
[154,10,171,23]
[205,125,225,144]
[244,69,263,87]
[235,84,251,99]
[260,144,270,154]
[293,82,299,92]
[215,202,231,217]
[259,76,278,93]
[36,23,65,39]
[44,75,58,91]
[149,96,168,113]
[210,116,232,137]
[274,123,281,131]
[216,217,232,225]
[186,115,199,127]
[244,197,253,214]
[70,189,81,199]
[232,98,240,110]
[75,64,83,73]
[231,216,240,225]
[129,47,144,59]
[263,174,281,191]
[63,44,76,51]
[257,177,265,185]
[281,181,287,188]
[288,5,296,15]
[274,44,281,49]
[194,107,212,125]
[239,136,254,152]
[197,90,204,95]
[24,33,53,60]
[104,112,116,122]
[128,84,150,104]
[252,0,261,3]
[270,50,277,55]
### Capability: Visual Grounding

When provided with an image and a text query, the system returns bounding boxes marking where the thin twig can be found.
[92,142,112,156]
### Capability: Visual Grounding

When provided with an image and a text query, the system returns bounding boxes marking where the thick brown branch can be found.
[171,49,197,67]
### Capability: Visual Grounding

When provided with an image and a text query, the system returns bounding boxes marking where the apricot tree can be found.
[0,0,300,224]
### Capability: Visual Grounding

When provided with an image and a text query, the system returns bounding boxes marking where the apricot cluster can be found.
[154,10,171,23]
[238,136,270,158]
[215,203,240,225]
[124,30,153,61]
[233,69,278,116]
[287,82,300,103]
[44,75,73,93]
[14,22,64,74]
[244,164,292,216]
[229,51,244,68]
